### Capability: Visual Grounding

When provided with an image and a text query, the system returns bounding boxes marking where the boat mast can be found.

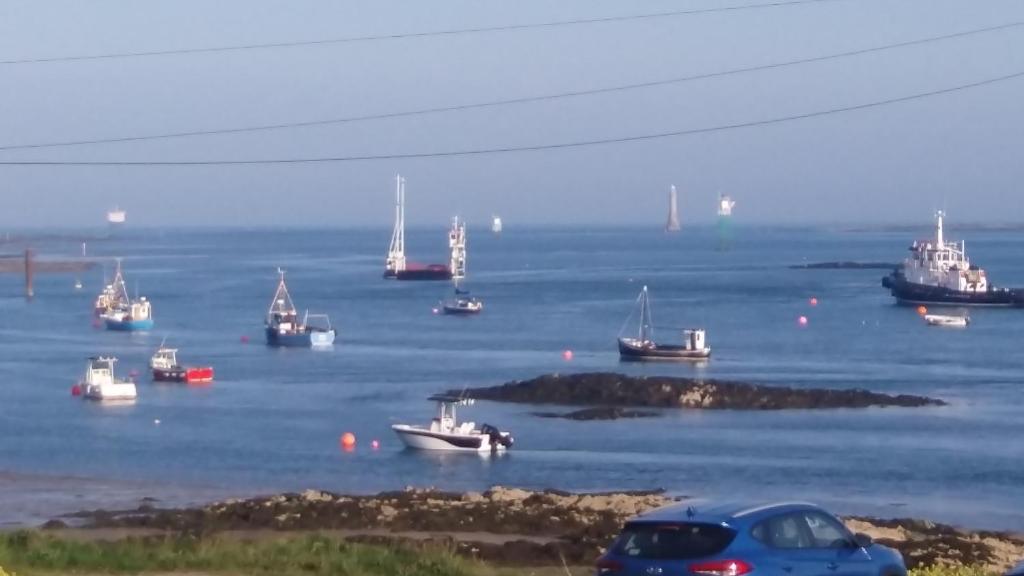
[640,285,653,342]
[666,185,681,232]
[936,210,945,248]
[386,175,407,274]
[449,216,466,280]
[268,268,296,318]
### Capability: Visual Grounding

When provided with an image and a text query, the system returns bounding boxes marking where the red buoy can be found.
[70,384,82,396]
[371,440,380,450]
[798,315,809,326]
[240,335,250,343]
[562,349,574,361]
[809,297,818,306]
[340,432,356,450]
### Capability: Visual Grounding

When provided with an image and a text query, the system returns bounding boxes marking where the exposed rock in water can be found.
[789,261,897,269]
[60,487,1021,572]
[454,372,945,410]
[532,407,660,420]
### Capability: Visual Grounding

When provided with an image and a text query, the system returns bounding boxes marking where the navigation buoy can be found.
[562,349,574,361]
[371,440,380,450]
[917,305,928,315]
[809,297,818,306]
[798,315,809,326]
[70,384,81,396]
[432,307,439,315]
[240,335,250,343]
[340,432,356,449]
[154,419,161,425]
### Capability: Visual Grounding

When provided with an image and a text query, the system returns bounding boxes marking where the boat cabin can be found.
[428,395,477,435]
[150,347,178,370]
[85,356,118,386]
[682,329,706,351]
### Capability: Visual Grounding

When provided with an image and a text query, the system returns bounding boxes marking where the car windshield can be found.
[612,522,736,560]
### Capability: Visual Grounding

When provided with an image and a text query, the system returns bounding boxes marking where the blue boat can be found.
[265,269,336,347]
[98,260,154,332]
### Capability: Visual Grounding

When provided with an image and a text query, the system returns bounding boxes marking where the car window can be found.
[752,513,814,549]
[612,522,736,560]
[801,512,852,548]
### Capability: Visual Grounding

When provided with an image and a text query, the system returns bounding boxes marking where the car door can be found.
[798,511,875,576]
[751,512,821,576]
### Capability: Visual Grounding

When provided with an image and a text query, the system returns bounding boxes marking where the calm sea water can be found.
[1,225,1022,529]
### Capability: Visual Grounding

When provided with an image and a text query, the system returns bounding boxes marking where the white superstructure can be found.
[80,356,137,401]
[107,207,126,225]
[903,211,987,293]
[718,194,736,217]
[385,175,407,275]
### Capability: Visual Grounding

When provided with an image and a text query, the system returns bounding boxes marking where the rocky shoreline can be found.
[452,372,944,412]
[52,487,1022,572]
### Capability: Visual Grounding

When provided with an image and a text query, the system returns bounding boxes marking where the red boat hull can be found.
[153,366,214,384]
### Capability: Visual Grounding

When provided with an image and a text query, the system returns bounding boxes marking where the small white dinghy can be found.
[924,313,970,328]
[392,395,513,452]
[77,356,137,401]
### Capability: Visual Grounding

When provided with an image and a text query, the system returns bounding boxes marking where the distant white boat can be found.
[78,356,137,401]
[107,207,126,225]
[717,194,735,217]
[491,215,502,234]
[924,313,969,328]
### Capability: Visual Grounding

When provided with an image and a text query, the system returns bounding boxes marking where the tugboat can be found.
[618,286,711,360]
[265,269,336,347]
[392,395,513,452]
[75,356,137,401]
[881,211,1024,307]
[99,261,154,331]
[150,345,214,383]
[384,175,456,281]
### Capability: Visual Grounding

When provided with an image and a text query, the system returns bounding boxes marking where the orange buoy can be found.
[809,297,818,306]
[340,432,356,449]
[917,305,928,315]
[798,315,809,326]
[71,384,82,396]
[562,349,574,361]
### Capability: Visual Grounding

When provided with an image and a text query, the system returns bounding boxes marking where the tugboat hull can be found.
[618,338,711,361]
[265,327,336,347]
[882,273,1024,307]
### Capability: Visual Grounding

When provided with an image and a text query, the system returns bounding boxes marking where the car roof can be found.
[631,500,824,528]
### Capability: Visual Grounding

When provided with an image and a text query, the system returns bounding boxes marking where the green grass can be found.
[0,531,999,576]
[0,531,476,576]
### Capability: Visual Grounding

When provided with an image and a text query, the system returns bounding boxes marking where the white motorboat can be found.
[78,356,137,401]
[924,313,970,327]
[392,395,513,452]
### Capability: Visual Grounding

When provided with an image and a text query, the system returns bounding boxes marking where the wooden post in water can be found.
[24,248,34,299]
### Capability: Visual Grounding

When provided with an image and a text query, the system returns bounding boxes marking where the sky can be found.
[1,0,1023,228]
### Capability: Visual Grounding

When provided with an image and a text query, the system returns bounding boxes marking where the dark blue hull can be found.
[882,272,1024,307]
[265,327,336,347]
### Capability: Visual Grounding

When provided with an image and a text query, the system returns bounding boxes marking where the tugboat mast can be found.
[386,175,407,275]
[449,216,466,280]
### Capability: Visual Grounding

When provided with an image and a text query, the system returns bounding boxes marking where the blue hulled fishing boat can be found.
[265,269,336,347]
[98,260,154,331]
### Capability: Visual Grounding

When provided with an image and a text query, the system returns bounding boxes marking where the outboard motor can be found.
[481,424,513,450]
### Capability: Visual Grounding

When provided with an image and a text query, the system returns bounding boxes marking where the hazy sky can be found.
[1,0,1023,228]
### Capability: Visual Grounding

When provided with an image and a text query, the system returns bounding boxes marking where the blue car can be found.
[596,501,906,576]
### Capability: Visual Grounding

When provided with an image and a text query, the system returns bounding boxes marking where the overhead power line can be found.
[1,68,1021,167]
[0,0,845,65]
[1,20,1019,153]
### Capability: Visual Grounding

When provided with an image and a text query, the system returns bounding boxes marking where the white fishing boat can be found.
[924,313,970,327]
[77,356,137,401]
[491,215,503,234]
[392,395,513,452]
